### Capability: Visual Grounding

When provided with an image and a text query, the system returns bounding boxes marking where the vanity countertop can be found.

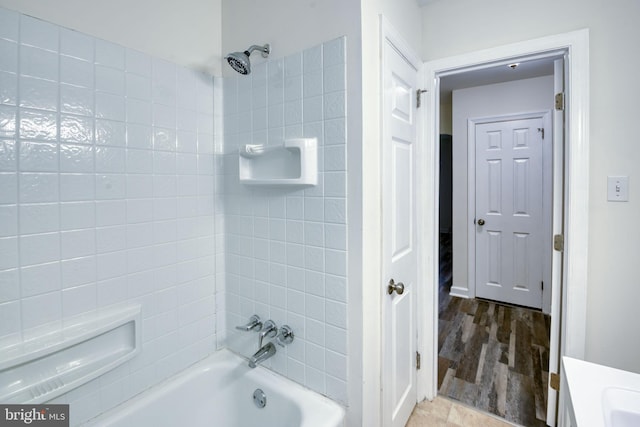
[563,356,640,427]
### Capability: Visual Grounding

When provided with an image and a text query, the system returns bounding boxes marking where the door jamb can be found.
[417,30,589,427]
[467,111,553,312]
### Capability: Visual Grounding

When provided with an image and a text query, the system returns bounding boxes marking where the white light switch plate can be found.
[607,176,629,202]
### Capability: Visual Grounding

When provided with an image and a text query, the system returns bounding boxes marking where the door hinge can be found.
[416,351,421,370]
[553,234,564,252]
[541,281,544,291]
[550,372,560,391]
[538,127,545,139]
[416,89,428,109]
[555,92,565,111]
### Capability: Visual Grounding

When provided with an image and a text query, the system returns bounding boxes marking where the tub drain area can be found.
[253,388,267,408]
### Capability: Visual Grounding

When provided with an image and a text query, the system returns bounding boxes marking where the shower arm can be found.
[245,44,270,58]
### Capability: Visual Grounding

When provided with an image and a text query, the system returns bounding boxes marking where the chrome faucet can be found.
[248,342,276,368]
[258,320,277,348]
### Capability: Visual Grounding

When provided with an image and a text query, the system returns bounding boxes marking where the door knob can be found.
[477,218,485,226]
[387,279,405,295]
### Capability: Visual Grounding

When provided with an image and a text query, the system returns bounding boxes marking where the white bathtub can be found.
[82,349,344,427]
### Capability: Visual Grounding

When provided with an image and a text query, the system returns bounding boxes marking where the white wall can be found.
[0,7,218,425]
[0,0,222,75]
[450,76,553,296]
[422,0,640,374]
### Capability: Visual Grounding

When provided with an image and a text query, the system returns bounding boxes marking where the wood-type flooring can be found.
[437,233,550,426]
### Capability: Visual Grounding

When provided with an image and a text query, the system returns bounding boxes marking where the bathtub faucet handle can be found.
[276,325,294,347]
[236,315,263,332]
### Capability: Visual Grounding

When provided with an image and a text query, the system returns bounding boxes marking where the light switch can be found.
[607,176,629,202]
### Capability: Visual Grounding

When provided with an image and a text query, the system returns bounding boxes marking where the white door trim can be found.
[467,110,553,312]
[418,30,589,427]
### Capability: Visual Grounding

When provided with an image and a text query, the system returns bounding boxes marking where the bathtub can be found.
[82,349,344,427]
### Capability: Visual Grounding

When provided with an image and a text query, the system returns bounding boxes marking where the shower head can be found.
[225,44,270,75]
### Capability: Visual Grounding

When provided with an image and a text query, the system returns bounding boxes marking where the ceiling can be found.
[439,56,555,103]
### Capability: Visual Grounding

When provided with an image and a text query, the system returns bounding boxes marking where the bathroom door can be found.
[381,21,419,427]
[474,116,546,309]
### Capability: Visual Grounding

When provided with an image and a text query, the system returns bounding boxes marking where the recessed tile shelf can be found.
[239,138,318,186]
[0,305,140,404]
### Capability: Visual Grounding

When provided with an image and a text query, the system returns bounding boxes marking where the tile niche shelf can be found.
[238,138,318,186]
[0,305,140,404]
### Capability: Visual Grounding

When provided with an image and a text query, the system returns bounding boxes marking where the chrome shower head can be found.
[225,44,270,75]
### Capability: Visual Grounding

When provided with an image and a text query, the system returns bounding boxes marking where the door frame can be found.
[467,111,553,312]
[417,29,589,427]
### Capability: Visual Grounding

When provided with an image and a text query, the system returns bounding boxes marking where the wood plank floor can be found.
[431,233,551,426]
[438,296,550,426]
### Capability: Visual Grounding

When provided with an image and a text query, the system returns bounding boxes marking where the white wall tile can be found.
[60,28,93,61]
[126,49,151,77]
[60,143,94,172]
[95,39,125,69]
[0,140,16,171]
[61,256,96,288]
[324,91,345,119]
[20,109,58,142]
[0,72,17,106]
[20,46,58,81]
[62,283,97,317]
[0,8,19,42]
[21,291,62,330]
[0,237,18,270]
[20,15,59,51]
[0,210,18,242]
[303,46,323,73]
[21,262,61,297]
[60,115,94,145]
[60,56,94,88]
[20,232,60,266]
[323,38,345,68]
[61,229,96,259]
[60,84,93,116]
[96,65,125,95]
[0,268,19,303]
[19,203,59,234]
[0,173,17,203]
[0,300,21,339]
[20,76,58,111]
[0,40,17,73]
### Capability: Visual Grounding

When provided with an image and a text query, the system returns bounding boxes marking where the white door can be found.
[474,117,544,309]
[382,28,419,427]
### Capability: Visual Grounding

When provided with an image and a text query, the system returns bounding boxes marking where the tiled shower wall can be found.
[220,38,348,404]
[0,7,218,424]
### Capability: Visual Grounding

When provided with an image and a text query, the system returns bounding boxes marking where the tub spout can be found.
[248,342,276,368]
